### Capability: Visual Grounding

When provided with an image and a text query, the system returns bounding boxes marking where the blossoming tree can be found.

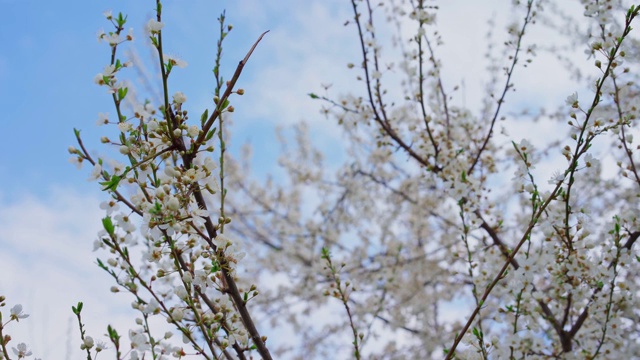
[222,0,640,358]
[2,0,640,359]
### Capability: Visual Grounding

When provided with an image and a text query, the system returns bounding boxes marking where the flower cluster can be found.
[0,298,41,360]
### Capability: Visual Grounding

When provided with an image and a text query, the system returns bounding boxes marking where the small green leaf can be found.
[100,175,121,191]
[219,98,230,111]
[308,93,319,99]
[201,109,209,126]
[97,258,107,270]
[118,87,128,101]
[107,325,120,342]
[210,260,220,273]
[206,128,216,141]
[72,302,83,315]
[102,216,115,236]
[149,201,162,215]
[116,12,127,27]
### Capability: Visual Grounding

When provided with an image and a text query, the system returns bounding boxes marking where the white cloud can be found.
[0,188,138,359]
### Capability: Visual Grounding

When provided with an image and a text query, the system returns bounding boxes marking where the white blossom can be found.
[146,19,164,34]
[172,91,187,104]
[10,304,29,321]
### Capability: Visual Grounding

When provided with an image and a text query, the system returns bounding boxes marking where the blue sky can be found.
[0,1,594,358]
[0,0,352,200]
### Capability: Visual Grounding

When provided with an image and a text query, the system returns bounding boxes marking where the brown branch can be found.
[350,0,439,172]
[468,1,535,175]
[194,31,270,154]
[166,30,272,360]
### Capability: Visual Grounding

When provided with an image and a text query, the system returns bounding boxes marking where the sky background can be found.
[0,0,602,358]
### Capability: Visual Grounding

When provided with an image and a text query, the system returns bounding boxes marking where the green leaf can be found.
[308,93,319,99]
[219,98,230,111]
[116,12,127,27]
[107,325,120,342]
[97,258,107,270]
[72,302,83,315]
[100,175,121,191]
[206,128,216,141]
[210,260,220,273]
[149,201,162,215]
[118,87,128,101]
[102,216,115,236]
[201,109,209,126]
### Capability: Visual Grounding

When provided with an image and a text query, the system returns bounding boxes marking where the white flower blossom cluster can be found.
[0,300,42,360]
